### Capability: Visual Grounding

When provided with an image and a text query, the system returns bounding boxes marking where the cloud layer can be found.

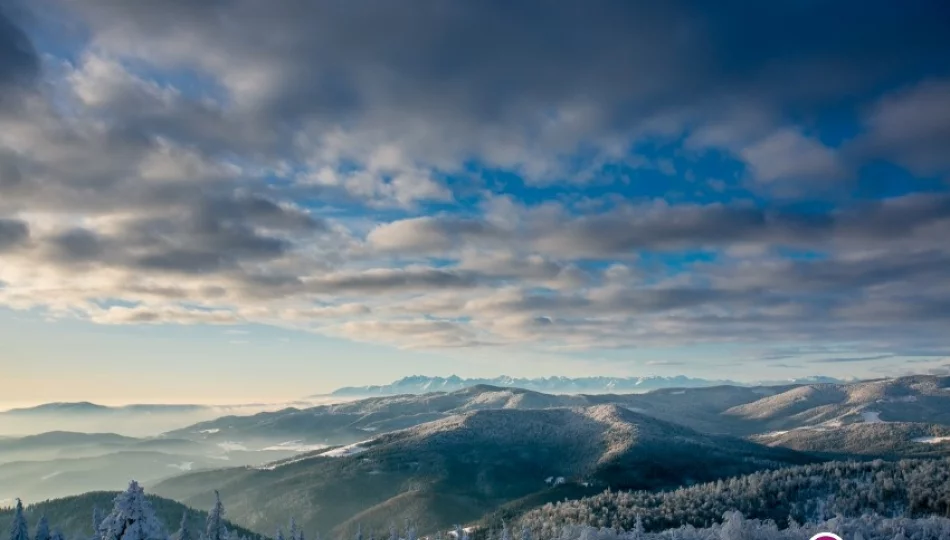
[0,1,949,370]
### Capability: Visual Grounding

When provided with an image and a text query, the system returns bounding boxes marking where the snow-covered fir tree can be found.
[98,481,166,540]
[206,491,229,540]
[175,512,192,540]
[34,516,50,540]
[8,499,29,540]
[92,507,105,540]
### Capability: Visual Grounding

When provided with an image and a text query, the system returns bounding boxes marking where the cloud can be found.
[0,0,948,371]
[860,79,950,176]
[739,129,844,185]
[807,355,895,364]
[0,5,38,92]
[0,218,29,251]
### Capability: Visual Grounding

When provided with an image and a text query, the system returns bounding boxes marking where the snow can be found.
[359,427,379,431]
[319,441,370,457]
[912,436,950,444]
[670,390,686,395]
[40,471,62,481]
[861,411,885,423]
[168,462,194,471]
[216,441,248,452]
[261,441,329,452]
[198,428,220,434]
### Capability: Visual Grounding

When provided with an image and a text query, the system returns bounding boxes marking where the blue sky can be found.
[0,1,949,404]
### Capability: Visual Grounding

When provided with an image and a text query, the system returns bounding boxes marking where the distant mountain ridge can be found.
[0,402,210,415]
[325,374,851,396]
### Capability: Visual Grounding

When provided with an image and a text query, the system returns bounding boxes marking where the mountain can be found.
[0,402,313,438]
[0,403,220,438]
[752,422,950,457]
[0,403,209,416]
[169,383,807,448]
[324,375,850,397]
[723,375,950,432]
[153,405,816,537]
[0,431,316,503]
[166,385,593,448]
[0,491,260,540]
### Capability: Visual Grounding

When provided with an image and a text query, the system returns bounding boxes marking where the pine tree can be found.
[92,507,105,540]
[206,491,229,540]
[34,517,50,540]
[175,512,192,540]
[99,481,166,540]
[50,530,64,540]
[288,519,297,540]
[354,524,361,540]
[9,499,29,540]
[275,528,284,540]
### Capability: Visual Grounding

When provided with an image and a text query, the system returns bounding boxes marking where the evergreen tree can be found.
[288,519,297,540]
[388,525,397,540]
[92,507,105,540]
[50,531,64,540]
[275,528,284,540]
[206,492,229,540]
[99,481,166,540]
[34,517,50,540]
[9,499,29,540]
[354,524,361,540]
[175,512,192,540]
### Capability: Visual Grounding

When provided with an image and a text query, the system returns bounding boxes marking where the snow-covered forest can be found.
[514,458,950,535]
[7,475,950,540]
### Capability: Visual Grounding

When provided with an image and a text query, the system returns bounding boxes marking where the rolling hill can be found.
[0,432,312,504]
[167,383,800,449]
[0,491,260,540]
[752,421,950,457]
[153,405,816,537]
[724,375,950,432]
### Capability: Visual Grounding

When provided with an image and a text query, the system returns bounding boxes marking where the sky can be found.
[0,1,949,404]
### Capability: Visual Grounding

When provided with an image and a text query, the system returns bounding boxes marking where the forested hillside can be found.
[514,458,950,535]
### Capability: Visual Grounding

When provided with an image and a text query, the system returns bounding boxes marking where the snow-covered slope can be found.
[154,405,814,538]
[325,375,849,397]
[724,375,950,432]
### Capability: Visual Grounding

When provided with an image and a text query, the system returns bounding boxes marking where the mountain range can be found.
[152,405,814,536]
[324,375,851,397]
[5,374,950,537]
